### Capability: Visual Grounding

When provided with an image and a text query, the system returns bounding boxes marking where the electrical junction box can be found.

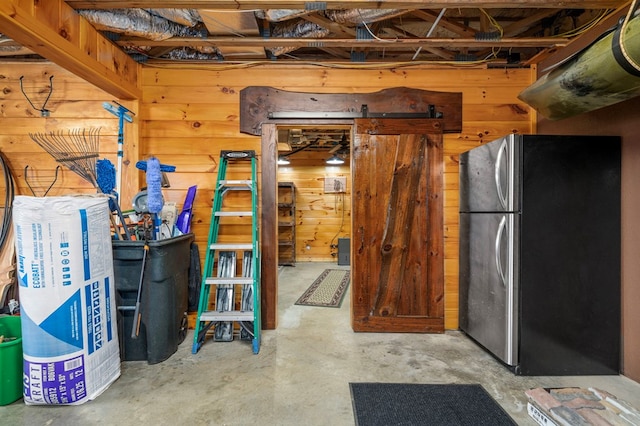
[324,176,346,193]
[338,238,350,266]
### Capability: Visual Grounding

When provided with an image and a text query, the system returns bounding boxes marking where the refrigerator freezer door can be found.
[516,135,621,375]
[459,135,520,213]
[459,212,519,366]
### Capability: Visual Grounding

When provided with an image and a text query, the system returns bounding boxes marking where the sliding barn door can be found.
[351,119,444,333]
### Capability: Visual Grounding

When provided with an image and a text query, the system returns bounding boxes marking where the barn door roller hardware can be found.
[268,104,443,119]
[19,75,54,117]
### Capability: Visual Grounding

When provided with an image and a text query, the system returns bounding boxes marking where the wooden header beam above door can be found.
[0,0,141,100]
[239,87,463,136]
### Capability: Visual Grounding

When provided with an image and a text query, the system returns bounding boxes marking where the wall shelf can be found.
[278,182,296,266]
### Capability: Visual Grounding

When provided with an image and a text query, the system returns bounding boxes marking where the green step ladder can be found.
[192,150,261,354]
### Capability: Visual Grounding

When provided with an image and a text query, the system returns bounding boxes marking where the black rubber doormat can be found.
[295,269,350,308]
[349,383,517,426]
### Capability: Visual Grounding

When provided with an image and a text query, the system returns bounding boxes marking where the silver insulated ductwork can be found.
[324,9,408,24]
[268,19,331,57]
[75,8,413,60]
[77,8,220,60]
[254,9,313,23]
[78,9,205,41]
[0,44,29,55]
[265,9,411,57]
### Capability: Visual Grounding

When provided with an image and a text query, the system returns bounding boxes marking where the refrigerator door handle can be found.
[494,138,508,210]
[495,215,507,288]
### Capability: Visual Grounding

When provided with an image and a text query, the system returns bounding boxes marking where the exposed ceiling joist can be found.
[64,1,625,10]
[0,0,141,99]
[115,36,570,50]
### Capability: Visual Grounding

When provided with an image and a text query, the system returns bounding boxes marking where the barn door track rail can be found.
[268,104,444,120]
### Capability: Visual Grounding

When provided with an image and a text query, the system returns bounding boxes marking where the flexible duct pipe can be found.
[78,9,204,41]
[518,6,640,120]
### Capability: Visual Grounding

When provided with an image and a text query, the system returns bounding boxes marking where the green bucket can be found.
[0,315,23,405]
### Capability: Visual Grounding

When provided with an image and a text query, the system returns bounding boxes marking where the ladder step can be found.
[215,211,253,217]
[219,180,253,186]
[210,243,253,250]
[199,311,255,322]
[221,150,255,160]
[205,277,253,285]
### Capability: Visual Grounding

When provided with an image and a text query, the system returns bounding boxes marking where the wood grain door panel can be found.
[351,119,444,333]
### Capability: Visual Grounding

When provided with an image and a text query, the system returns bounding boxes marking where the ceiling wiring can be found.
[552,8,614,38]
[617,0,640,72]
[479,8,504,37]
[356,10,401,43]
[142,54,502,71]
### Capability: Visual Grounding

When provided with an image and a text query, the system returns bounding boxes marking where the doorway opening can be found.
[275,124,352,307]
[244,86,460,331]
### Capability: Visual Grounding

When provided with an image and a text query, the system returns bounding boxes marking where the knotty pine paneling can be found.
[0,63,139,201]
[141,66,533,90]
[0,61,535,331]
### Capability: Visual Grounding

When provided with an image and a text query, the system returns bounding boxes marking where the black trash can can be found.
[112,233,194,364]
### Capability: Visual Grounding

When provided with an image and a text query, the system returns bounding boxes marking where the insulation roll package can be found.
[13,195,120,405]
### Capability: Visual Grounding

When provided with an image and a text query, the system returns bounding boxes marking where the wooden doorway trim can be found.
[260,123,278,330]
[259,120,351,330]
[243,87,462,330]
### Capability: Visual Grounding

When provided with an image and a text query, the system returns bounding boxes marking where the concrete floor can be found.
[4,261,640,425]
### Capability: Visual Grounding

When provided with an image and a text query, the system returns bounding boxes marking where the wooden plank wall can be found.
[277,150,351,262]
[0,63,139,201]
[0,61,535,330]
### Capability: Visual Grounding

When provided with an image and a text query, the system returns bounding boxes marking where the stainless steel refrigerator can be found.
[459,134,621,375]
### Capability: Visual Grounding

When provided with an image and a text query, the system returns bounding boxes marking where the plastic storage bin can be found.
[112,233,194,364]
[0,315,23,405]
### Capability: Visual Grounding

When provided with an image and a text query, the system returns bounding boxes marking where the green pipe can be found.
[518,12,640,120]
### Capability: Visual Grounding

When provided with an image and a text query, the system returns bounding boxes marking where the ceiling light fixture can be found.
[326,154,345,165]
[278,155,290,165]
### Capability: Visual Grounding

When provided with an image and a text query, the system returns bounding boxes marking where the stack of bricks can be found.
[525,387,640,425]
